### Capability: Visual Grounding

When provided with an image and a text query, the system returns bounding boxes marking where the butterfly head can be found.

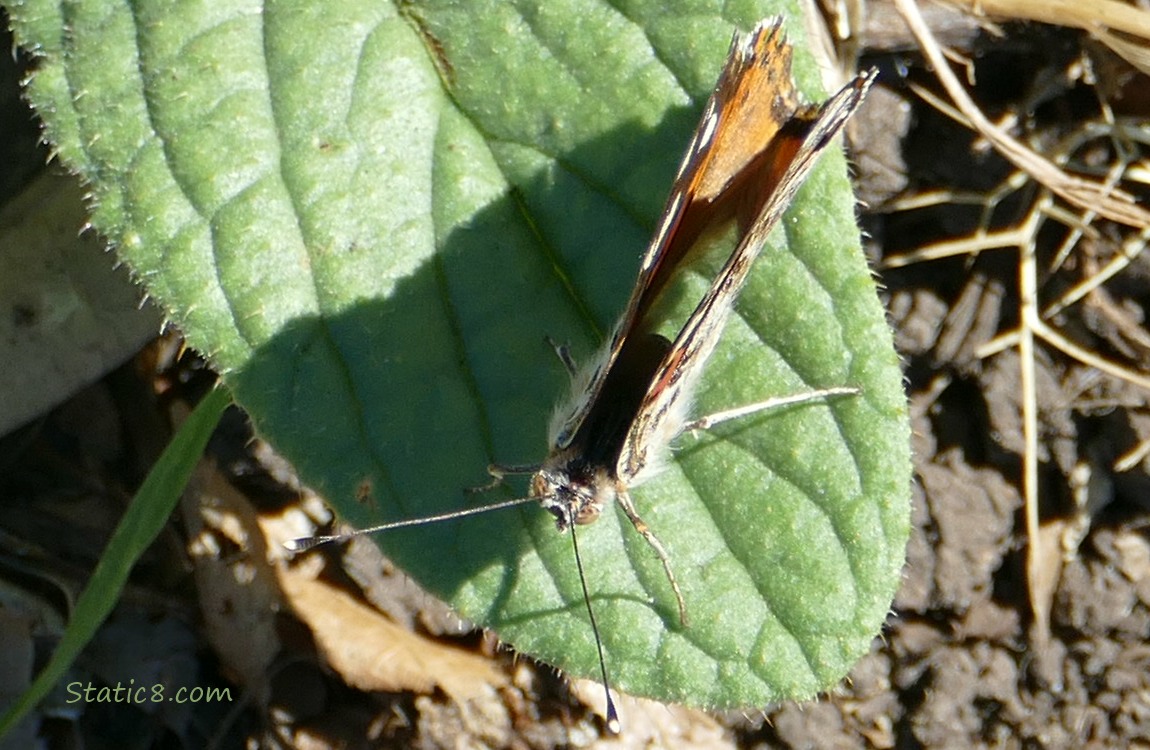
[532,460,617,531]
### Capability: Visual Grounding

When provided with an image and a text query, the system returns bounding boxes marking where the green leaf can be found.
[9,0,911,708]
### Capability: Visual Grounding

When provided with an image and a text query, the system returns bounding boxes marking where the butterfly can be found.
[292,17,875,732]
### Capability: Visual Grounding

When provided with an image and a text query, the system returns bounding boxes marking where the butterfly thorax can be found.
[534,330,674,531]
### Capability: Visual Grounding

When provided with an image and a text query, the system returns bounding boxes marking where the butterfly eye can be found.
[574,504,602,525]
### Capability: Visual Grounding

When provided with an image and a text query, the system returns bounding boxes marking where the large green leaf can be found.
[9,0,910,708]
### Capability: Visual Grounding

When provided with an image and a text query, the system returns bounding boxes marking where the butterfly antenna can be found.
[568,524,621,733]
[284,495,540,552]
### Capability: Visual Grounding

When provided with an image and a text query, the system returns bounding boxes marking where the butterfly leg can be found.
[467,462,540,494]
[615,489,689,626]
[545,335,579,376]
[683,386,859,432]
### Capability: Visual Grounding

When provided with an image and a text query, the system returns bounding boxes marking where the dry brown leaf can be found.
[895,0,1150,229]
[182,460,283,704]
[568,679,735,750]
[277,564,507,704]
[1028,520,1067,650]
[943,0,1150,39]
[1096,26,1150,76]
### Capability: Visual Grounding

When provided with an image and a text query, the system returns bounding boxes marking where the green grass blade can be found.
[0,387,230,738]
